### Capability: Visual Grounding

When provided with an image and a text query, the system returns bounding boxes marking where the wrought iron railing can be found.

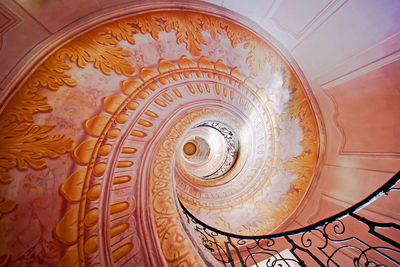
[179,171,400,266]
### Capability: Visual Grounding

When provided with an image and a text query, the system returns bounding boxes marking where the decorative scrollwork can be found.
[180,171,400,266]
[194,120,239,179]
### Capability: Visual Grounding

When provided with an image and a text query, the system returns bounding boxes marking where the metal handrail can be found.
[179,171,400,266]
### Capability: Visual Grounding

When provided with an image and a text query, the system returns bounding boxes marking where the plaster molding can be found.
[324,89,400,157]
[0,2,21,50]
[320,34,400,89]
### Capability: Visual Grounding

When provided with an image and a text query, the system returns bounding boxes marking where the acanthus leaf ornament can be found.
[0,11,153,186]
[59,32,135,76]
[161,12,208,56]
[0,122,75,172]
[1,86,53,124]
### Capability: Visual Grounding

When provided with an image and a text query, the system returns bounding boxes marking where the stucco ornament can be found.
[0,10,318,267]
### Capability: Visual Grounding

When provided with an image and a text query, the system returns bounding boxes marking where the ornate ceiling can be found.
[0,7,321,267]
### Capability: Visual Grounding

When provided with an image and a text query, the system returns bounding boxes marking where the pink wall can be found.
[326,60,400,155]
[291,59,400,228]
[284,17,400,230]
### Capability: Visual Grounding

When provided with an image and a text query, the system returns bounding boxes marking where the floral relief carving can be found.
[162,12,210,56]
[0,123,75,174]
[0,13,155,185]
[58,32,135,77]
[152,109,216,267]
[156,11,276,76]
[0,10,319,266]
[0,58,77,184]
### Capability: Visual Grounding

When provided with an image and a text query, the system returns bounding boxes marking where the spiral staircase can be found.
[0,1,399,266]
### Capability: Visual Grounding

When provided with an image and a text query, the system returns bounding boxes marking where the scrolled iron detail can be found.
[179,171,400,266]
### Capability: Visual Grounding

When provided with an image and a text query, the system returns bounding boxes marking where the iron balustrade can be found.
[179,171,400,267]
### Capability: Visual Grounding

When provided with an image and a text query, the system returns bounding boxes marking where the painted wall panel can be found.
[325,59,400,155]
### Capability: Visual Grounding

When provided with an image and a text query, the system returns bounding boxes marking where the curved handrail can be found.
[179,171,400,240]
